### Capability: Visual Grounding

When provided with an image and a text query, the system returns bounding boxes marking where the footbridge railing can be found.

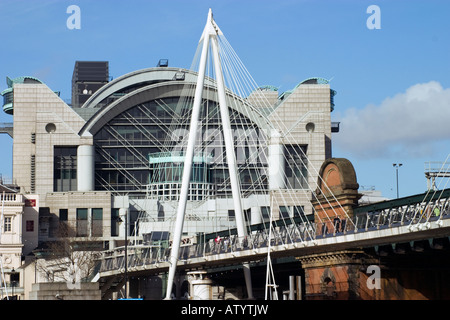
[98,188,450,276]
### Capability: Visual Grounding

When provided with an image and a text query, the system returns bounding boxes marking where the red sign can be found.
[25,199,36,207]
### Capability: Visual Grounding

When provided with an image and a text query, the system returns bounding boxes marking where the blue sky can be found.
[0,0,449,199]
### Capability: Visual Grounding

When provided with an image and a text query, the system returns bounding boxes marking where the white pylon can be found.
[210,24,254,300]
[165,9,253,300]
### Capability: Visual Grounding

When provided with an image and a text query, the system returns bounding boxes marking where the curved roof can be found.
[79,77,275,137]
[80,67,216,109]
[298,77,330,85]
[6,76,43,87]
[2,76,43,95]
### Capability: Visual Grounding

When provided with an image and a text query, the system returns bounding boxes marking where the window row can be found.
[1,217,34,232]
[59,208,103,237]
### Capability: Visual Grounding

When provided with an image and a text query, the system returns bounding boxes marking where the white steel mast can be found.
[165,9,253,300]
[210,32,254,300]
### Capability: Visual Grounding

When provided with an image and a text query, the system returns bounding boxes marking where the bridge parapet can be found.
[97,189,450,277]
[354,188,450,231]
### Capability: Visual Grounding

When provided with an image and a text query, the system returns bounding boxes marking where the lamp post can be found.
[118,211,128,299]
[10,268,17,300]
[124,210,128,299]
[393,163,403,198]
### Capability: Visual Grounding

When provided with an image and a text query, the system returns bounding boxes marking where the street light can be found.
[10,268,17,300]
[125,210,128,299]
[393,163,403,198]
[116,211,128,299]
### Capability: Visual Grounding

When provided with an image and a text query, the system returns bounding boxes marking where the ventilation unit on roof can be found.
[157,59,169,67]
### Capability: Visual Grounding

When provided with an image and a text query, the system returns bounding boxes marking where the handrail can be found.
[97,193,450,274]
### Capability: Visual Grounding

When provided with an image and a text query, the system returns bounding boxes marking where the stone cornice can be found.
[296,250,378,268]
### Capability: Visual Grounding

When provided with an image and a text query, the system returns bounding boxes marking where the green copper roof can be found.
[2,76,44,115]
[298,77,330,85]
[5,76,43,88]
[279,77,332,98]
[257,85,279,92]
[2,76,44,97]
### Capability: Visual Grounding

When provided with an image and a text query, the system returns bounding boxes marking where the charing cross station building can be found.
[0,57,338,299]
[2,10,450,301]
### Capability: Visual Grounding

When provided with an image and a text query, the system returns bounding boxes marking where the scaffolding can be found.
[425,161,450,190]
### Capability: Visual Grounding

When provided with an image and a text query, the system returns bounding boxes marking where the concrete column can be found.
[109,239,117,250]
[296,276,302,300]
[251,206,262,225]
[289,275,295,300]
[268,129,284,190]
[77,144,95,191]
[187,271,213,300]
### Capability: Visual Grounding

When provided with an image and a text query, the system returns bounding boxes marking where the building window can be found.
[59,209,68,221]
[4,217,12,232]
[92,208,103,237]
[111,208,119,237]
[279,206,290,219]
[293,206,305,219]
[261,206,270,221]
[284,145,308,189]
[54,146,77,192]
[26,220,34,232]
[228,210,235,221]
[76,208,88,237]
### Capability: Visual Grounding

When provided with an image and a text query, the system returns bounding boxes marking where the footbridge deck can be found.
[97,189,450,278]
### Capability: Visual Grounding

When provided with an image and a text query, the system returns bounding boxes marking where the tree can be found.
[35,221,102,286]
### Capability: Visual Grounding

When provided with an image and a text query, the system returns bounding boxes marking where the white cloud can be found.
[334,81,450,159]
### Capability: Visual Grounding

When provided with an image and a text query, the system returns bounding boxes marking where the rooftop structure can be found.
[71,61,109,108]
[1,76,44,115]
[425,161,450,190]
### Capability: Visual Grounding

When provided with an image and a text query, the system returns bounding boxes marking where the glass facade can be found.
[53,147,77,192]
[93,96,268,197]
[3,90,13,107]
[284,145,308,189]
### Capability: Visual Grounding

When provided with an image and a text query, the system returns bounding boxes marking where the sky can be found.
[0,0,449,199]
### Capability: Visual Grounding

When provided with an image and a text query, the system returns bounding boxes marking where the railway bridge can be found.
[96,187,450,300]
